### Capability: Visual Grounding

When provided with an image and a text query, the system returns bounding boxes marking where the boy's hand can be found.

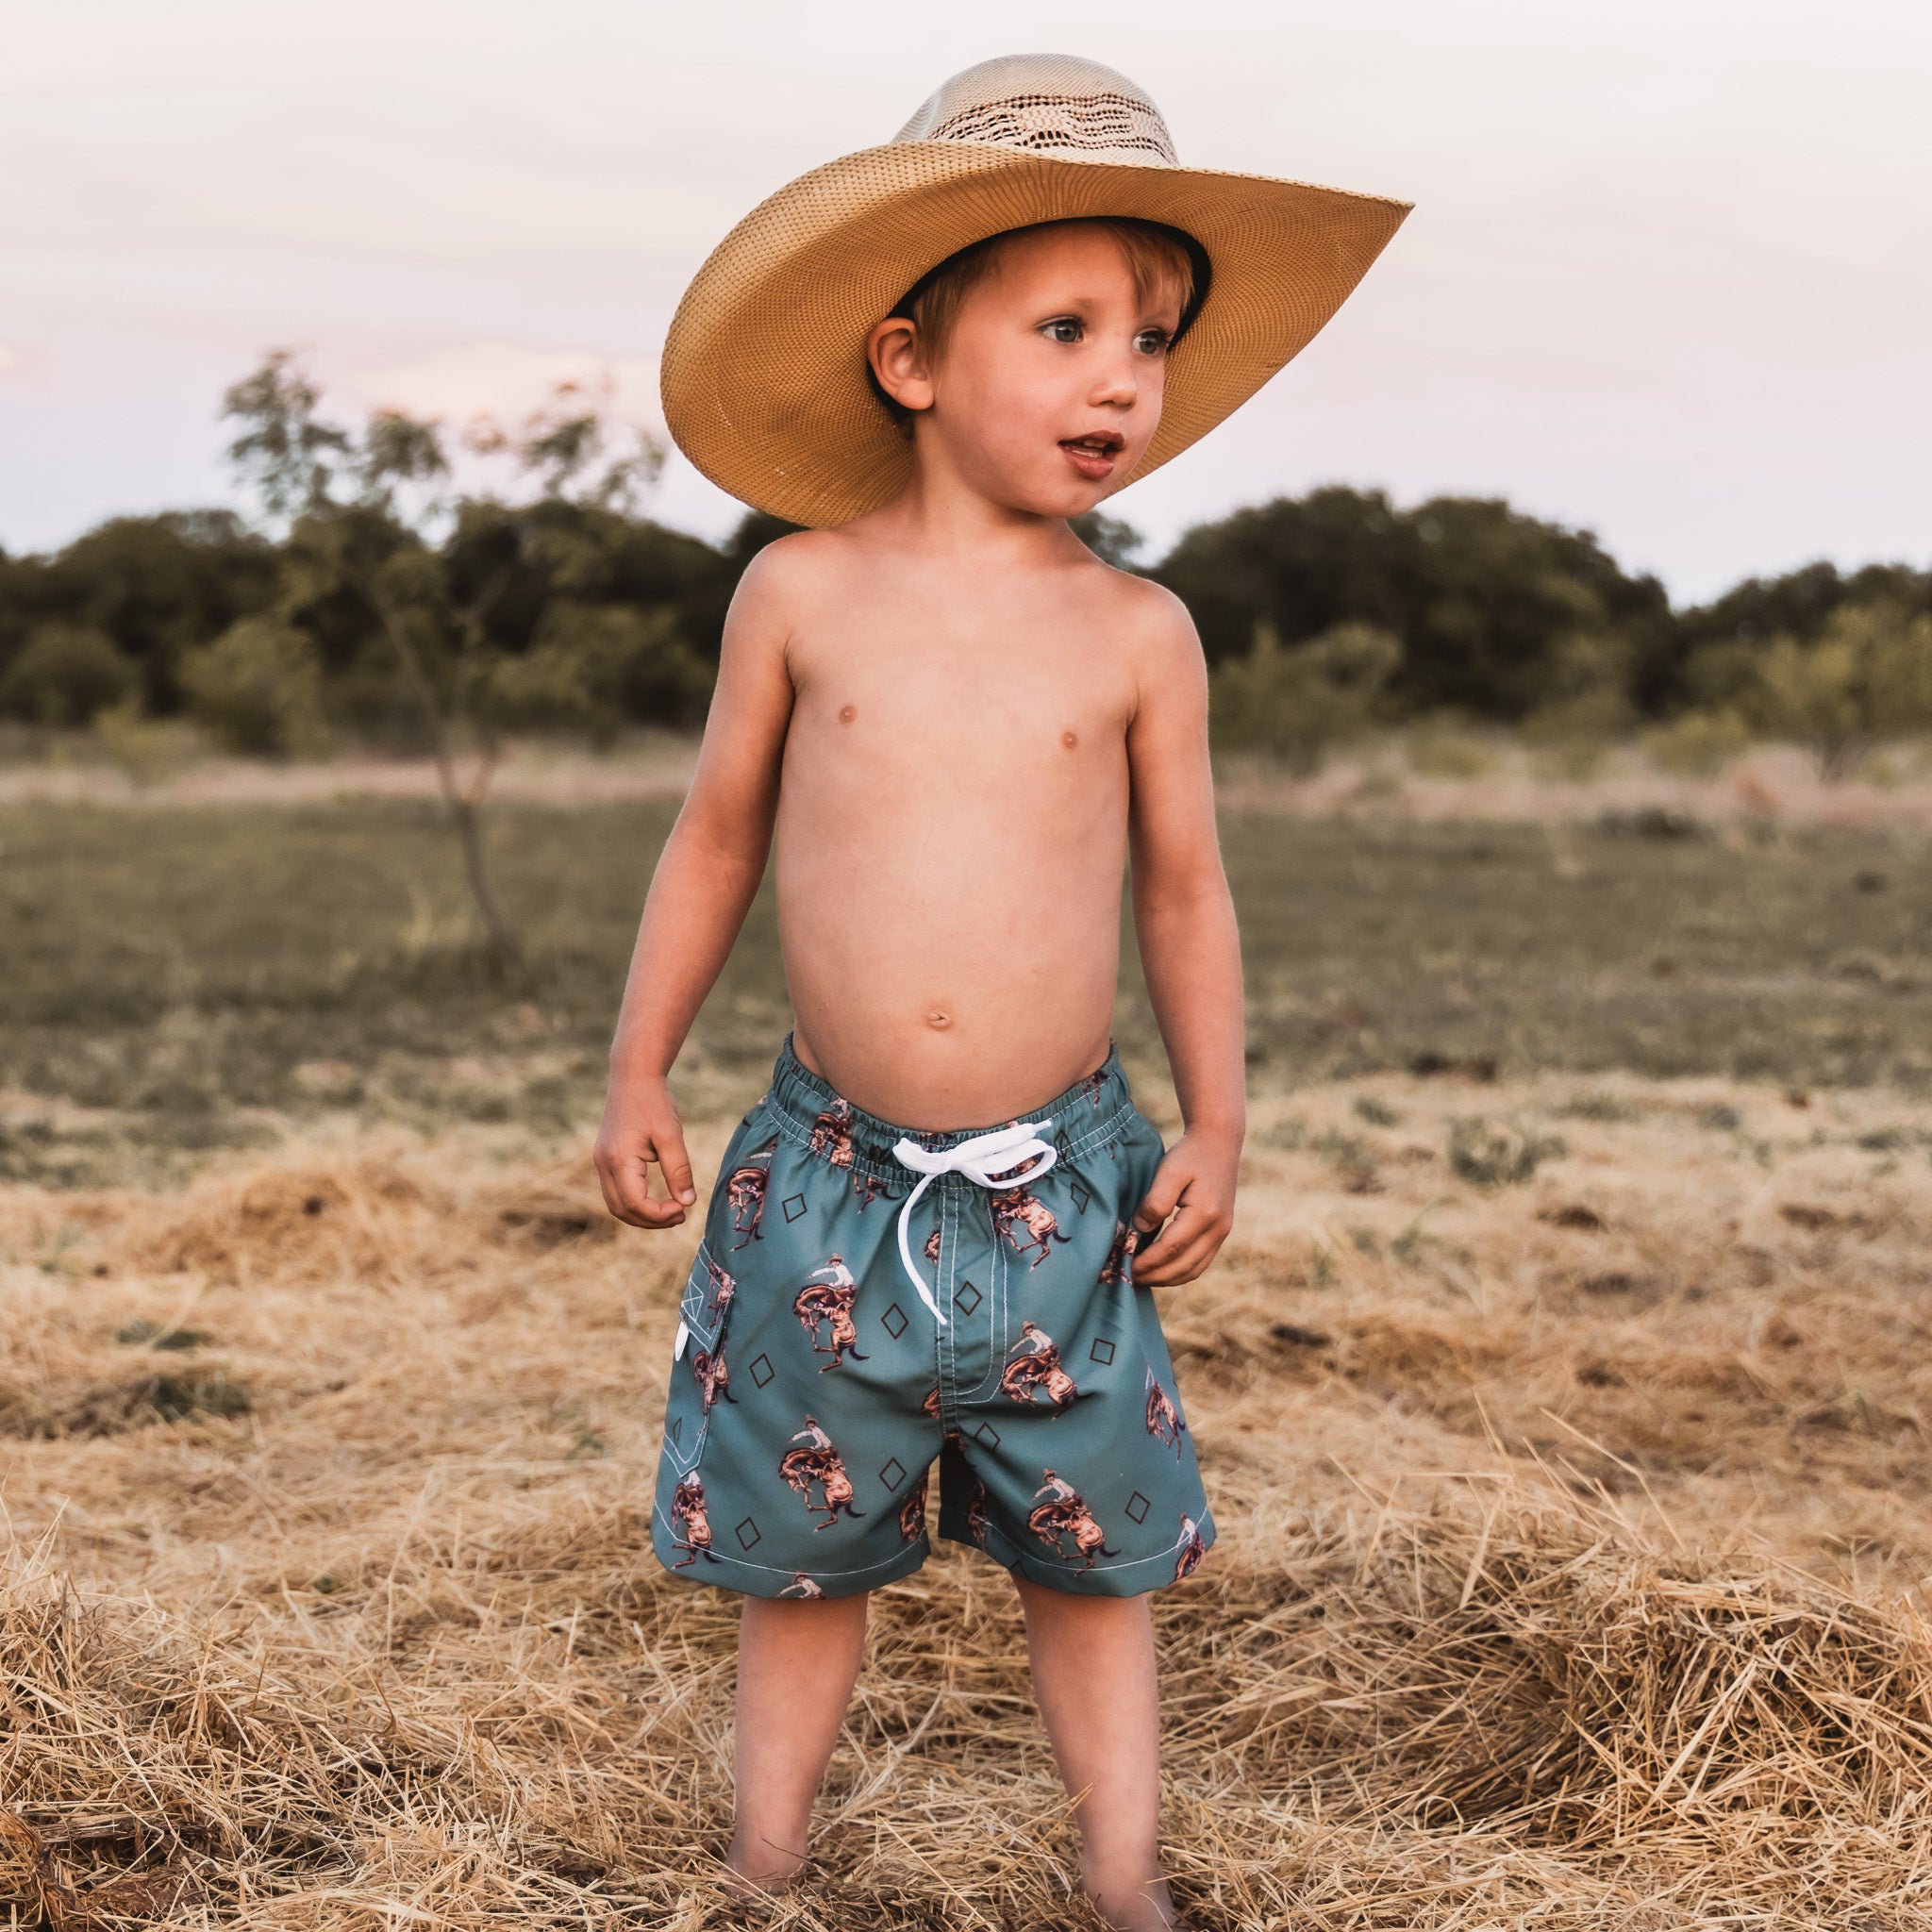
[1130,1129,1239,1287]
[594,1074,699,1229]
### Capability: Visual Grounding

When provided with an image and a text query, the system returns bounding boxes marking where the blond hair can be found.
[870,217,1204,431]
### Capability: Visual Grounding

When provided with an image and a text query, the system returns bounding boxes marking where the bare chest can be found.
[784,617,1134,797]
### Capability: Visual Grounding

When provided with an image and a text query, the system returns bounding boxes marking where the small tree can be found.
[177,616,330,757]
[0,623,138,725]
[1209,620,1401,776]
[1740,598,1932,781]
[1518,629,1636,779]
[222,353,665,961]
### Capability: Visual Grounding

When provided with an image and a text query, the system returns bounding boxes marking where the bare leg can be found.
[725,1590,870,1890]
[1014,1577,1185,1932]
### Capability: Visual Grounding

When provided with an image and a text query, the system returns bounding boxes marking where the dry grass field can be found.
[4,787,1932,1926]
[6,1074,1932,1928]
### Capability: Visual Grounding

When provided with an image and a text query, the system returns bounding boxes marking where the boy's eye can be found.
[1134,327,1172,356]
[1041,317,1083,344]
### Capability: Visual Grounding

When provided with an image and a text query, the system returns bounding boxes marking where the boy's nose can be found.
[1088,358,1140,409]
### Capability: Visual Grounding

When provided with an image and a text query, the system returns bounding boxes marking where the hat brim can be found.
[661,141,1411,529]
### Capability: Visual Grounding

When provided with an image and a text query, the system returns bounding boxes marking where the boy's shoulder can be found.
[1078,556,1205,689]
[731,526,847,605]
[1085,554,1193,632]
[727,525,1200,670]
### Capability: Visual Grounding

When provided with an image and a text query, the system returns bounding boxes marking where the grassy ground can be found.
[2,797,1928,1187]
[5,790,1932,1926]
[3,1075,1930,1926]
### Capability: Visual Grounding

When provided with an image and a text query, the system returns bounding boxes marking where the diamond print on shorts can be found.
[881,1303,908,1339]
[956,1280,983,1315]
[736,1516,762,1550]
[1071,1180,1091,1214]
[749,1353,774,1387]
[1125,1491,1150,1524]
[782,1193,808,1223]
[1089,1337,1116,1365]
[974,1421,1001,1449]
[878,1457,907,1490]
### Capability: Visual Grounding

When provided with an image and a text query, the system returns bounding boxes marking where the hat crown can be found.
[891,54,1179,169]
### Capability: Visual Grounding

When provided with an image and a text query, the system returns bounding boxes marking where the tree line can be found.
[2,354,1927,785]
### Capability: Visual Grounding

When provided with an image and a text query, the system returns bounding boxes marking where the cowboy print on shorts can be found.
[792,1255,869,1369]
[649,1040,1218,1600]
[1001,1321,1079,1408]
[778,1415,866,1529]
[725,1139,776,1249]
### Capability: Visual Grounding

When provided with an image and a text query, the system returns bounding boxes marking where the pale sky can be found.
[3,0,1927,601]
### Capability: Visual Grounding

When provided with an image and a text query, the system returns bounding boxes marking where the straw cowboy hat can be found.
[660,53,1410,528]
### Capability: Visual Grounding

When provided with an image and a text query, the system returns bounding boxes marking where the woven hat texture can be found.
[660,54,1410,527]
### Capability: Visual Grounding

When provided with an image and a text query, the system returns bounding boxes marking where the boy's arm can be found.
[593,550,799,1229]
[1122,589,1245,1287]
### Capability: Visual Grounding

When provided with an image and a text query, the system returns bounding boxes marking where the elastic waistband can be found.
[764,1035,1137,1186]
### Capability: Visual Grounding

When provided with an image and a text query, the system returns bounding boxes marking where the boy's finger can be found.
[1132,1169,1186,1234]
[592,1149,643,1226]
[1132,1196,1201,1271]
[1138,1224,1222,1285]
[598,1146,678,1228]
[629,1196,689,1228]
[1135,1202,1228,1282]
[656,1129,699,1208]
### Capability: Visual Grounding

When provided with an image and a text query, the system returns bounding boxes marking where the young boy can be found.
[595,54,1406,1931]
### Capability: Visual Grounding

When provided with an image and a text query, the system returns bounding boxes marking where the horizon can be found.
[16,458,1926,620]
[5,0,1928,602]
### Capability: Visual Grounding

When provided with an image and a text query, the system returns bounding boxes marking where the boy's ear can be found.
[866,316,935,417]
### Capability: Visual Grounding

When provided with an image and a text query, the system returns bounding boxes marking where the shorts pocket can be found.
[665,1241,741,1477]
[677,1241,740,1355]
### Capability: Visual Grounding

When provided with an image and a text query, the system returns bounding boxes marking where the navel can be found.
[1061,730,1078,750]
[925,1009,951,1030]
[839,704,858,724]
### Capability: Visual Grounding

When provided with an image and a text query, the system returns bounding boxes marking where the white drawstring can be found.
[890,1120,1058,1325]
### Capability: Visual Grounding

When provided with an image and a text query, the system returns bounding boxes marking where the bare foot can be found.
[717,1833,807,1902]
[1084,1865,1191,1932]
[723,1591,869,1907]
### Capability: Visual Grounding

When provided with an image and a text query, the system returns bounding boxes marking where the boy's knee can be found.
[1013,1574,1151,1627]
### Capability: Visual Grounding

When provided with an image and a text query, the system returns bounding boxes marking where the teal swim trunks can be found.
[650,1039,1214,1600]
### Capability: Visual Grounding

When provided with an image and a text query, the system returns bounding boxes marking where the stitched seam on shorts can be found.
[1000,1514,1217,1576]
[939,1174,961,1422]
[946,1504,1214,1574]
[653,1502,930,1583]
[1057,1099,1139,1165]
[677,1241,729,1354]
[960,1191,1007,1401]
[928,1186,950,1422]
[763,1052,1139,1187]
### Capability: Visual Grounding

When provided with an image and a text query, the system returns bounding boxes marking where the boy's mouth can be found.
[1058,431,1124,480]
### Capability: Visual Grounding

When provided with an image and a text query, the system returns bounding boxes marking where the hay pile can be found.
[3,1070,1931,1927]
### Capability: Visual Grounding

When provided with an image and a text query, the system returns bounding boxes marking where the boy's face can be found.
[871,224,1183,520]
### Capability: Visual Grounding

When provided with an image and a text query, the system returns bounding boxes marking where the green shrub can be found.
[93,701,205,788]
[0,623,139,726]
[1406,717,1497,779]
[1643,708,1753,778]
[1210,620,1400,776]
[484,604,712,745]
[177,617,331,757]
[1734,600,1932,780]
[1522,694,1630,780]
[1519,633,1635,780]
